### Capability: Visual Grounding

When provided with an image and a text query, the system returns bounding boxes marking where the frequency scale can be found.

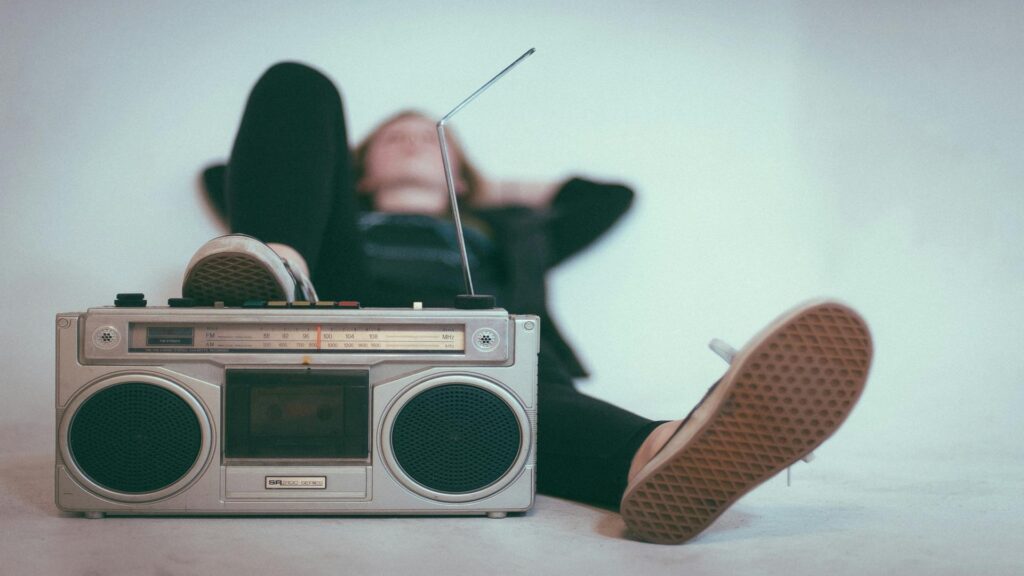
[129,322,466,353]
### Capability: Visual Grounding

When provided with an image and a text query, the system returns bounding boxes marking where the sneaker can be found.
[182,234,318,305]
[620,300,873,544]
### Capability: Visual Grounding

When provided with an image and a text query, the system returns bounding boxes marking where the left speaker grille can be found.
[69,383,201,494]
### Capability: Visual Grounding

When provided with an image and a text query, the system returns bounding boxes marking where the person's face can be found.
[360,115,460,194]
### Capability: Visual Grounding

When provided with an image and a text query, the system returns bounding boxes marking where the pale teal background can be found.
[1,2,1022,572]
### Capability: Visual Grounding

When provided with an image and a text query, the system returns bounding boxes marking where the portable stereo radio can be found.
[55,305,538,518]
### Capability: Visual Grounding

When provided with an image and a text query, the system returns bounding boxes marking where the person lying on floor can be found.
[185,61,873,544]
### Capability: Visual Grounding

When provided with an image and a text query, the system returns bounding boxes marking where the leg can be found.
[224,62,368,299]
[537,384,664,508]
[535,344,666,508]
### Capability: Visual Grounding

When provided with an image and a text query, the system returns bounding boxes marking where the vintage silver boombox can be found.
[55,305,538,518]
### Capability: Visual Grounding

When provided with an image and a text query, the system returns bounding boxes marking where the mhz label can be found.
[265,476,327,490]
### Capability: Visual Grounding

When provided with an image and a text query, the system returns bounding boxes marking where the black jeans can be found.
[224,62,661,509]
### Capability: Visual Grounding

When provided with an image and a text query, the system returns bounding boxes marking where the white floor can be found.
[3,418,1020,576]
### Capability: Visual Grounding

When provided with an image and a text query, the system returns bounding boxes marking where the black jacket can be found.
[473,178,634,377]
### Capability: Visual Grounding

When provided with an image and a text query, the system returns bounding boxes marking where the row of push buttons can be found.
[245,300,361,309]
[114,294,360,309]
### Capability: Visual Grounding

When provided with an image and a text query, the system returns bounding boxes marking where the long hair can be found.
[351,110,484,208]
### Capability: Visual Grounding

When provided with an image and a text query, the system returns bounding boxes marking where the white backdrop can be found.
[2,0,1022,471]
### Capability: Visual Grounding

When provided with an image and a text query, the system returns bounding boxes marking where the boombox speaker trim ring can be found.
[58,372,214,504]
[379,374,531,504]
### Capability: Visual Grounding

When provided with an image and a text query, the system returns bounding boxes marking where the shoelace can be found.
[281,259,319,303]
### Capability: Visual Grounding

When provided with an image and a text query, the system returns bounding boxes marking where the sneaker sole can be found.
[620,300,873,544]
[182,235,293,305]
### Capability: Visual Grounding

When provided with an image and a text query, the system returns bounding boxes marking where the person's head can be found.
[353,110,483,213]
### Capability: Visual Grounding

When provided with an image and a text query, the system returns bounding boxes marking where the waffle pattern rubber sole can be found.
[183,253,287,306]
[620,302,872,544]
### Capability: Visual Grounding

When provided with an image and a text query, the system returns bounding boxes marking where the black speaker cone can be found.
[68,382,202,494]
[392,384,521,494]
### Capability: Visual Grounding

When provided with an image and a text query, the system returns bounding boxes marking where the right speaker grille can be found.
[391,384,521,494]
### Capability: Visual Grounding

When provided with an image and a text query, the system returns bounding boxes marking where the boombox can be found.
[54,304,538,518]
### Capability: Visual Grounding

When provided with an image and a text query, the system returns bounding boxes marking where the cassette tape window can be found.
[223,370,369,460]
[191,62,872,544]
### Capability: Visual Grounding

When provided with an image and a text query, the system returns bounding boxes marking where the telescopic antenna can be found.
[438,48,535,310]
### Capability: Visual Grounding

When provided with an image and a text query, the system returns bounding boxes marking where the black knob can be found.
[115,293,146,307]
[168,298,197,308]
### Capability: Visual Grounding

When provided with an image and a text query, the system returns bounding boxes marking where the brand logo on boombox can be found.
[266,476,327,489]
